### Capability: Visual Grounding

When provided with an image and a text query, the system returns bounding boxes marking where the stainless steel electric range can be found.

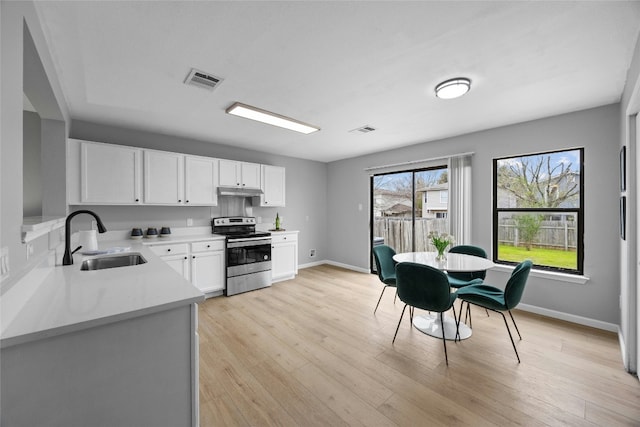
[212,217,272,296]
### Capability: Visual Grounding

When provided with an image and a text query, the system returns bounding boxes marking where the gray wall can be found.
[23,111,42,217]
[70,120,329,266]
[327,104,621,325]
[1,1,69,283]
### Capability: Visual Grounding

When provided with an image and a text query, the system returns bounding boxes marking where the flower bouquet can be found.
[429,231,455,261]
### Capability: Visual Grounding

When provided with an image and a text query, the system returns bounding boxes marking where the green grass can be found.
[498,244,576,270]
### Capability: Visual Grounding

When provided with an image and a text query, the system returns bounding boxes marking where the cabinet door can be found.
[162,254,190,281]
[144,151,184,204]
[80,142,142,204]
[272,242,297,282]
[261,165,286,207]
[241,162,262,189]
[218,159,240,187]
[185,156,217,205]
[191,251,225,293]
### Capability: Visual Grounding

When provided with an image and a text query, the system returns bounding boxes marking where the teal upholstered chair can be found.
[393,262,459,365]
[456,260,532,363]
[447,245,489,320]
[447,245,487,288]
[372,245,398,314]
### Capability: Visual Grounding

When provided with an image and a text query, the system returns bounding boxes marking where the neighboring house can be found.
[418,183,448,219]
[373,189,415,217]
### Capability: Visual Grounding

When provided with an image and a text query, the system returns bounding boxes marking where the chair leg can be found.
[498,311,521,363]
[392,304,408,344]
[452,304,460,342]
[374,286,388,314]
[508,310,522,340]
[409,306,414,323]
[394,289,398,304]
[440,314,449,365]
[466,302,472,328]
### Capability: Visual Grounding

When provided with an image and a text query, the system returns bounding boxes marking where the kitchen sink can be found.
[80,253,147,271]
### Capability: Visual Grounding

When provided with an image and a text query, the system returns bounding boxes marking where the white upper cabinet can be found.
[68,139,279,207]
[261,165,286,207]
[143,151,217,206]
[70,140,142,204]
[219,159,261,189]
[144,150,184,204]
[185,156,218,206]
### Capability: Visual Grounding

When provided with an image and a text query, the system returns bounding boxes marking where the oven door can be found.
[226,238,272,277]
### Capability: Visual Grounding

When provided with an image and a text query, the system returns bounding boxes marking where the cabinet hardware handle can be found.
[184,256,187,260]
[135,198,139,202]
[186,200,189,203]
[192,256,196,259]
[207,245,210,248]
[178,199,182,202]
[167,248,171,252]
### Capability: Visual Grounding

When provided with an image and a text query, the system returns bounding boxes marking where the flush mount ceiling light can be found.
[226,102,320,134]
[435,77,471,99]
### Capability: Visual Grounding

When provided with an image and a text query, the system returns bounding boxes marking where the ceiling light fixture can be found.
[435,77,471,99]
[226,102,320,134]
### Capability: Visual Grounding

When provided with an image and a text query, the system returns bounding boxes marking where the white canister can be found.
[78,230,98,251]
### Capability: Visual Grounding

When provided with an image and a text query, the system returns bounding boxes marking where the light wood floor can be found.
[198,264,640,426]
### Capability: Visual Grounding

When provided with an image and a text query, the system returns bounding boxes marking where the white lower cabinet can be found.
[149,240,225,296]
[190,241,225,294]
[271,231,298,282]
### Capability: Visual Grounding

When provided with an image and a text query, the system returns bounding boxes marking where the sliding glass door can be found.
[371,166,448,271]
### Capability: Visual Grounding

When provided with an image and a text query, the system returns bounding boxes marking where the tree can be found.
[497,154,579,208]
[514,213,543,250]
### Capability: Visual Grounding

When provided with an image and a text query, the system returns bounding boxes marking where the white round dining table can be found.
[392,251,495,341]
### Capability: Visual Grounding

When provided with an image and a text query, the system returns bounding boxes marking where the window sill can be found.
[491,263,589,284]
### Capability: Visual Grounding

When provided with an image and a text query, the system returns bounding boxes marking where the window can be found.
[493,148,584,274]
[370,166,448,271]
[440,190,448,204]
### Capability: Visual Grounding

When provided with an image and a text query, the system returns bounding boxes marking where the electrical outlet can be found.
[26,243,34,260]
[187,218,193,226]
[309,249,316,258]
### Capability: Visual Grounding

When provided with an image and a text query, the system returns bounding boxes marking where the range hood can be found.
[217,186,263,197]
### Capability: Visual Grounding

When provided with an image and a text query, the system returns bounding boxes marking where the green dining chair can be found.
[372,245,398,314]
[447,245,489,320]
[455,260,532,363]
[393,262,459,365]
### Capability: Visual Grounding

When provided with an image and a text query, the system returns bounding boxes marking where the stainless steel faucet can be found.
[62,210,107,265]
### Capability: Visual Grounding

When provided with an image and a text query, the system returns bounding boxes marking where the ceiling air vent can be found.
[350,125,376,133]
[184,68,224,91]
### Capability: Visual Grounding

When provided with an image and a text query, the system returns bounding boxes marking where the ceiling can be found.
[33,1,640,163]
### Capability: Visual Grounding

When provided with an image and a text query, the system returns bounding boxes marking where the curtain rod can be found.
[364,151,475,172]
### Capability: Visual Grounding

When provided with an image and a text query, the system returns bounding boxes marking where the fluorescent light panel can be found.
[226,102,320,134]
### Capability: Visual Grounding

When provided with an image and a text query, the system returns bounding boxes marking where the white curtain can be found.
[448,154,473,245]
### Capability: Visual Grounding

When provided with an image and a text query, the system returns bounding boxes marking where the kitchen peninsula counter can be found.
[1,237,204,426]
[1,238,204,349]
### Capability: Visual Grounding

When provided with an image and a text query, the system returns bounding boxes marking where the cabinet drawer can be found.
[271,233,297,244]
[191,240,224,253]
[149,243,189,256]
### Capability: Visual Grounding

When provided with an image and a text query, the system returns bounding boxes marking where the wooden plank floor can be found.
[198,264,640,426]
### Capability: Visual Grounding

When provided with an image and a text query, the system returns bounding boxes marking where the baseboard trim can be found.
[517,303,618,332]
[301,260,370,274]
[298,260,329,270]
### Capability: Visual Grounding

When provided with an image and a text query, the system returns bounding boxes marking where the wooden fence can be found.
[373,218,448,253]
[373,218,577,251]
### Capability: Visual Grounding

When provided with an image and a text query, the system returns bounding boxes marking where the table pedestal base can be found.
[412,313,472,340]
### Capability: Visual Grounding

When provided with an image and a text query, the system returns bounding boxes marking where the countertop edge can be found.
[1,294,204,349]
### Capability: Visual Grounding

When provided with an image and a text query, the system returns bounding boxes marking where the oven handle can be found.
[227,238,272,248]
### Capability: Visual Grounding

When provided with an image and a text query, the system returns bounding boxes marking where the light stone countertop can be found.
[1,238,205,349]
